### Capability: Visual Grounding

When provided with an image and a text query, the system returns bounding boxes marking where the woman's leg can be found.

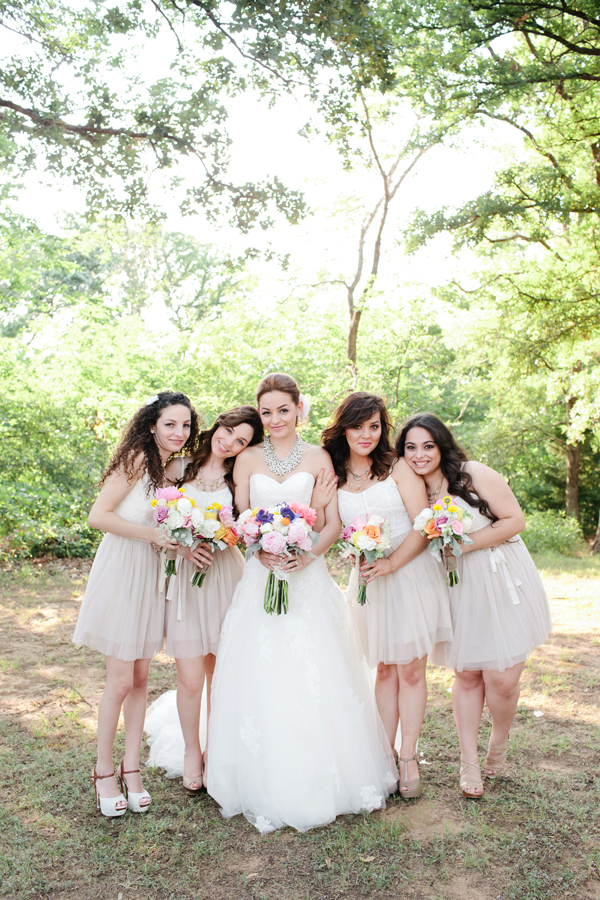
[374,662,400,750]
[202,653,216,784]
[95,657,134,803]
[397,656,428,787]
[452,669,485,796]
[175,656,206,787]
[121,657,152,797]
[482,662,525,773]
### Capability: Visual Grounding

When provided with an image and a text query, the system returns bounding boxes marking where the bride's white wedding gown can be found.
[206,472,398,833]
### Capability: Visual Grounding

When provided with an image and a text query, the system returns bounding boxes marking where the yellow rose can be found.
[204,512,218,521]
[214,524,227,542]
[455,507,464,520]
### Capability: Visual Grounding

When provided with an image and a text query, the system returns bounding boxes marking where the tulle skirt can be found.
[431,537,552,672]
[207,555,398,834]
[73,533,163,661]
[145,688,208,777]
[348,530,453,666]
[165,546,244,658]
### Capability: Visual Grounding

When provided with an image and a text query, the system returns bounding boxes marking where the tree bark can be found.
[347,307,362,369]
[565,440,580,519]
[592,510,600,554]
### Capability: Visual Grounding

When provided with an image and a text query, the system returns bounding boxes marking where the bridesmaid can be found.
[396,413,552,799]
[322,392,452,799]
[160,406,263,793]
[73,391,198,817]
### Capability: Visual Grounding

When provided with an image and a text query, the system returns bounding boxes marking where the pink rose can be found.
[155,486,182,501]
[452,520,464,535]
[342,525,356,541]
[154,506,169,523]
[261,531,287,555]
[219,505,236,527]
[436,516,448,526]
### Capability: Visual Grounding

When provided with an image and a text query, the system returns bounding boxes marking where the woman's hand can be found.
[280,552,313,574]
[151,528,180,549]
[360,557,393,582]
[178,541,214,568]
[310,468,338,511]
[257,549,283,571]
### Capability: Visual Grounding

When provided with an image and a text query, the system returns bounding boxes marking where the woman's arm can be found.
[232,448,253,515]
[361,459,429,581]
[88,465,175,546]
[461,462,526,552]
[164,455,188,485]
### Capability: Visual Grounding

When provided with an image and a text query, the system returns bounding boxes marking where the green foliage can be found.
[521,510,585,556]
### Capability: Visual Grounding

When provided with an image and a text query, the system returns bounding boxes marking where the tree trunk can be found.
[347,307,362,370]
[565,440,580,519]
[592,510,600,554]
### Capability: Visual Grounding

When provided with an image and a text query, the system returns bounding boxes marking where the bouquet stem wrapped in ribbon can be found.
[237,502,319,615]
[413,495,474,586]
[335,514,391,605]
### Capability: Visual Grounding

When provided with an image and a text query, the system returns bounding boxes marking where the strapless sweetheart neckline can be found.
[250,471,315,487]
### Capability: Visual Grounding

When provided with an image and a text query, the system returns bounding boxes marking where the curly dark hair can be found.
[321,392,396,487]
[178,406,264,517]
[101,392,199,493]
[395,413,497,522]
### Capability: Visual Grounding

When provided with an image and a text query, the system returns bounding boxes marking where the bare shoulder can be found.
[303,443,332,468]
[464,460,507,489]
[392,457,420,484]
[235,443,263,470]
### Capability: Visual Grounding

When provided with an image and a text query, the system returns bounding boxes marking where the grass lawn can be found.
[0,552,599,900]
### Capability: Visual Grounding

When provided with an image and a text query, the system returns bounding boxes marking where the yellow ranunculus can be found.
[151,499,157,507]
[447,504,457,512]
[179,487,186,493]
[432,503,443,511]
[189,499,196,507]
[208,502,222,511]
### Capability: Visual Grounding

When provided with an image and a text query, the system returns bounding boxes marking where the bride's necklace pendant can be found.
[263,433,303,476]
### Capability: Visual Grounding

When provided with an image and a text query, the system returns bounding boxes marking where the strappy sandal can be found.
[459,757,483,799]
[182,774,204,796]
[92,766,127,818]
[398,754,421,800]
[485,737,509,777]
[117,761,151,813]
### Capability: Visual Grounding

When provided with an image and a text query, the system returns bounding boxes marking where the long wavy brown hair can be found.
[179,406,263,516]
[101,392,199,493]
[321,392,396,487]
[395,413,497,522]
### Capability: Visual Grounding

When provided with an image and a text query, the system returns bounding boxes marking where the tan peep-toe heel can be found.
[398,754,421,800]
[459,757,483,799]
[182,774,204,796]
[485,737,509,777]
[92,766,127,818]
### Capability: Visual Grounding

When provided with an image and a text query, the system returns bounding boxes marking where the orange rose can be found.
[363,524,381,541]
[423,520,441,538]
[222,529,240,547]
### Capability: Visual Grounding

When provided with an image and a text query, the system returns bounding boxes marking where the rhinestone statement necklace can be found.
[263,433,303,476]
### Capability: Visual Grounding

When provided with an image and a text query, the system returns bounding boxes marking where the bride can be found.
[206,372,398,834]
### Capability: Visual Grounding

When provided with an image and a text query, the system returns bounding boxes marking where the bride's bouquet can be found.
[151,486,196,576]
[237,502,319,615]
[187,501,240,587]
[413,495,474,586]
[335,514,392,605]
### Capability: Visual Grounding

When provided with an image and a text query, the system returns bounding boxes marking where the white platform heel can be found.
[117,761,151,813]
[92,766,127,818]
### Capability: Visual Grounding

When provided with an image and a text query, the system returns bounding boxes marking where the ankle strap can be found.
[398,755,418,763]
[120,767,140,775]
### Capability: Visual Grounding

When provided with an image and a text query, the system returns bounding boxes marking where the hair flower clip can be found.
[145,395,160,406]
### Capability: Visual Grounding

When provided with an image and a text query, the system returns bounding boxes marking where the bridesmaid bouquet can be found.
[151,486,196,576]
[187,502,240,588]
[237,502,319,615]
[335,514,392,605]
[413,495,474,586]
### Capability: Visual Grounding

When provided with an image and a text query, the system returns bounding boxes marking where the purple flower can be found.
[256,509,274,524]
[155,506,169,523]
[342,525,356,542]
[280,505,296,521]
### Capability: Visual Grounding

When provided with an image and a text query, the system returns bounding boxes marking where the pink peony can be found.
[154,505,169,523]
[452,520,464,535]
[219,505,236,527]
[288,523,308,546]
[243,520,261,539]
[342,525,356,542]
[155,486,183,501]
[295,504,317,527]
[352,514,368,530]
[261,530,287,555]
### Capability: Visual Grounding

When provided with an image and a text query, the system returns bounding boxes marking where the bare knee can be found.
[486,675,520,702]
[106,672,134,703]
[398,660,426,689]
[203,654,216,677]
[177,660,205,695]
[376,662,398,685]
[455,670,484,692]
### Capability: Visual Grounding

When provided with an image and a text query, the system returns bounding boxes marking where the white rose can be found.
[156,498,167,508]
[461,512,474,534]
[260,523,274,533]
[167,509,184,529]
[201,519,220,537]
[177,498,193,516]
[237,509,253,526]
[190,508,205,529]
[368,515,385,526]
[272,515,288,533]
[379,533,392,550]
[413,508,433,531]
